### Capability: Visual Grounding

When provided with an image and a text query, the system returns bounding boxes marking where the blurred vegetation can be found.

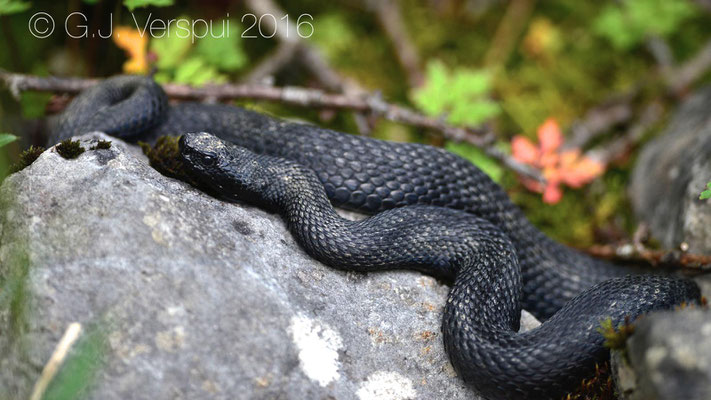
[1,2,710,398]
[1,0,711,250]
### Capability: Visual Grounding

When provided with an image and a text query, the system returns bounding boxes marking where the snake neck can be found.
[259,157,345,229]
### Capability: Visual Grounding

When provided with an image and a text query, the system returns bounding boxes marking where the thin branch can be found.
[368,0,424,87]
[243,0,348,93]
[585,102,663,165]
[665,38,711,95]
[646,35,675,70]
[1,72,99,100]
[29,323,83,400]
[569,36,711,151]
[243,0,373,135]
[243,42,300,85]
[484,0,535,67]
[565,101,634,150]
[0,69,546,182]
[583,244,711,271]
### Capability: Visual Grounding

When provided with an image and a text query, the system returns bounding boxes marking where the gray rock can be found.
[630,87,711,253]
[612,309,711,400]
[0,133,539,400]
[621,88,711,399]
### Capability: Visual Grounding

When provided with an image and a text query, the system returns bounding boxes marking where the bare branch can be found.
[0,69,546,182]
[243,0,373,134]
[243,42,300,85]
[583,243,711,271]
[565,101,634,150]
[367,0,424,87]
[484,0,535,67]
[29,323,83,400]
[585,102,663,165]
[570,37,711,151]
[666,38,711,95]
[646,35,675,70]
[243,0,349,93]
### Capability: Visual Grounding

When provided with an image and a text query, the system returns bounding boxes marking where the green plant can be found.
[90,140,112,151]
[42,324,106,400]
[9,145,44,174]
[0,133,17,148]
[139,135,188,179]
[411,61,503,180]
[56,140,85,159]
[150,19,245,86]
[0,0,30,15]
[123,0,174,11]
[598,317,635,351]
[446,142,504,183]
[700,182,711,200]
[412,60,500,126]
[593,0,696,50]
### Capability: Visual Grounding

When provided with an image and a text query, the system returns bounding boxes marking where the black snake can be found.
[49,76,701,400]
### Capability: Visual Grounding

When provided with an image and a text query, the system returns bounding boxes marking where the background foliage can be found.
[2,0,711,248]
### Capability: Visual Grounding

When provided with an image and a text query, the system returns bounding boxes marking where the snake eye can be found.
[202,154,217,166]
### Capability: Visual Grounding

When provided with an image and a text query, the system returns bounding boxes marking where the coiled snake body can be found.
[50,76,700,400]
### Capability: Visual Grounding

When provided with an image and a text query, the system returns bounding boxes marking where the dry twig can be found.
[585,102,664,165]
[584,244,711,271]
[0,69,545,182]
[29,322,83,400]
[367,0,424,87]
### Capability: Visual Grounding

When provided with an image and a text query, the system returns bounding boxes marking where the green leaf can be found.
[0,0,30,15]
[700,182,711,200]
[149,27,193,70]
[173,57,224,86]
[593,0,696,50]
[194,20,247,72]
[0,134,18,148]
[445,142,503,183]
[310,13,356,61]
[412,61,500,126]
[123,0,173,11]
[43,325,105,400]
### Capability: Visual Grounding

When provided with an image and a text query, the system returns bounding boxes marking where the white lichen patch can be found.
[356,371,417,400]
[288,314,343,387]
[155,326,186,352]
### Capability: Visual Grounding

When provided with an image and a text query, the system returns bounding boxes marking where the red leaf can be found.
[560,156,605,187]
[537,118,562,154]
[512,135,540,164]
[543,181,563,204]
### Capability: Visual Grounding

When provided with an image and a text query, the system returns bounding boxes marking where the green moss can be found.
[598,317,636,351]
[90,140,112,150]
[139,135,189,180]
[563,318,635,399]
[56,139,85,159]
[9,145,45,174]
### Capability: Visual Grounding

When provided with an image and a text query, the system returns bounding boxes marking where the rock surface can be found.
[618,87,711,400]
[612,309,711,400]
[0,133,539,400]
[630,86,711,253]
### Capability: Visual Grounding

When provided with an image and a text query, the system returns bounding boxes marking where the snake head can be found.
[179,132,271,205]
